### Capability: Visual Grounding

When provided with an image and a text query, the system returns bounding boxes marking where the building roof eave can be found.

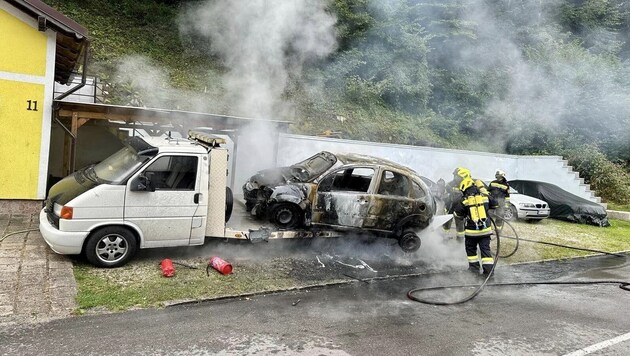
[5,0,89,84]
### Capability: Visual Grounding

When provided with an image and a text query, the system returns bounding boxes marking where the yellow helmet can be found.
[453,167,471,179]
[459,177,474,191]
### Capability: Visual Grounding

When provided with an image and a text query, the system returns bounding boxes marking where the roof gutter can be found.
[55,41,89,101]
[7,0,88,39]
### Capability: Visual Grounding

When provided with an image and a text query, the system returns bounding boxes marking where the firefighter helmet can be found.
[453,167,471,179]
[495,170,506,179]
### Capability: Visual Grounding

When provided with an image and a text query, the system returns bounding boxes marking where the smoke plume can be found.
[179,0,337,119]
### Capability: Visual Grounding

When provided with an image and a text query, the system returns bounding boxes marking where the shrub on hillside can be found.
[566,145,630,204]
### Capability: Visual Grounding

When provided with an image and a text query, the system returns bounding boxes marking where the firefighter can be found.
[444,167,490,240]
[488,170,510,229]
[452,167,495,276]
[442,169,466,240]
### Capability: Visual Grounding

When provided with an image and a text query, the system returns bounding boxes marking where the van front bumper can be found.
[39,209,89,255]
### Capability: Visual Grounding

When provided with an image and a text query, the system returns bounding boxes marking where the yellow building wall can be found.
[0,9,48,76]
[0,4,54,200]
[0,79,45,199]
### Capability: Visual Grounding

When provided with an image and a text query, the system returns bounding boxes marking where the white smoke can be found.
[179,0,337,119]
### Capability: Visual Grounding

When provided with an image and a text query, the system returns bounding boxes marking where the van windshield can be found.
[91,146,148,184]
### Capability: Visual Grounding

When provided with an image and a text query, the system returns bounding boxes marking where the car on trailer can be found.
[243,151,437,252]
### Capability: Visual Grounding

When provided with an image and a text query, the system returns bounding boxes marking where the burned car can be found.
[243,151,436,252]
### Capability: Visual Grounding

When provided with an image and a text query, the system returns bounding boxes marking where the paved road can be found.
[0,254,628,355]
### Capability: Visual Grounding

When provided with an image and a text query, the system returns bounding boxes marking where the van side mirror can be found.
[130,174,155,192]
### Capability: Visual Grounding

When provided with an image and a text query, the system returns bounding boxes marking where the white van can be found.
[40,129,231,267]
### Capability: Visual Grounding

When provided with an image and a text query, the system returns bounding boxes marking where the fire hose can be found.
[407,215,630,305]
[0,228,39,242]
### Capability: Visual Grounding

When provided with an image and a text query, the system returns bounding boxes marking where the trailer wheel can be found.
[398,229,421,253]
[225,187,233,222]
[269,203,302,230]
[84,226,137,268]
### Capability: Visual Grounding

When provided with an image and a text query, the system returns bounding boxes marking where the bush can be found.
[565,145,630,204]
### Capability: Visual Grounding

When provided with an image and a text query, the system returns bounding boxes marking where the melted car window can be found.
[412,181,426,198]
[378,171,410,197]
[292,152,336,181]
[321,167,374,193]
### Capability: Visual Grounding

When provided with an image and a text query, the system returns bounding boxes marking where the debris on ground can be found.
[316,256,325,268]
[172,261,199,269]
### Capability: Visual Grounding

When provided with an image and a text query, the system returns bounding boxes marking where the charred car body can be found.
[243,151,437,252]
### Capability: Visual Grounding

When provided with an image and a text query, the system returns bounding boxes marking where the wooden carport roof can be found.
[55,100,291,133]
[53,100,292,186]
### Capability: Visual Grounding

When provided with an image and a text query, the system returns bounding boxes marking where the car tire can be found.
[269,203,302,230]
[84,226,138,268]
[503,204,518,221]
[225,187,233,222]
[398,229,421,253]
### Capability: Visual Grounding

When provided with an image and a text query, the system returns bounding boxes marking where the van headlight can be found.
[54,203,73,219]
[519,203,536,208]
[53,203,63,216]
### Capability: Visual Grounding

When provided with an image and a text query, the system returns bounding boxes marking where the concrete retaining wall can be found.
[606,210,630,221]
[257,134,602,205]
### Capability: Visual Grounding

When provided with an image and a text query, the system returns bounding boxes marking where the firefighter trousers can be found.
[465,235,494,275]
[443,215,465,240]
[492,198,506,229]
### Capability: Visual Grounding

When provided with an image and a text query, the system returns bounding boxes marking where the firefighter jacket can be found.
[488,178,510,201]
[444,179,463,213]
[474,179,490,202]
[453,179,493,237]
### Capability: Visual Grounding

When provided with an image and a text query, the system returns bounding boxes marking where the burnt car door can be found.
[312,166,376,228]
[366,169,415,231]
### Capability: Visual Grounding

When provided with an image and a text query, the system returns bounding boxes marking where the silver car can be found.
[504,187,550,222]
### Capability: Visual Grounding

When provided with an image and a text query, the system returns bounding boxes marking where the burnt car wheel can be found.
[398,229,421,253]
[85,226,137,268]
[503,205,518,221]
[269,203,302,229]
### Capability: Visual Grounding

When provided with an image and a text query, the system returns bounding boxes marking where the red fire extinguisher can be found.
[160,258,176,277]
[208,256,232,275]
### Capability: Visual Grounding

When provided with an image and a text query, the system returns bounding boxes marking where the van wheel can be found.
[85,227,137,268]
[269,203,302,230]
[398,229,421,253]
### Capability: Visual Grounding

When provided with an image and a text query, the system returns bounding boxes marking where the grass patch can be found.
[495,218,630,264]
[607,202,630,212]
[73,218,630,312]
[74,256,344,311]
